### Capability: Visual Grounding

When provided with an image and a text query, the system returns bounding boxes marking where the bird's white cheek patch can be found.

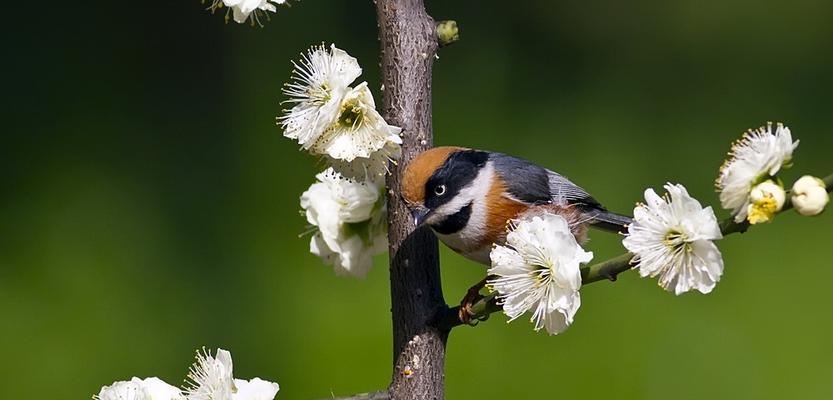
[433,162,494,252]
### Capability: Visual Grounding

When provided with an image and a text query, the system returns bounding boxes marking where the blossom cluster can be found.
[279,44,401,277]
[489,122,828,335]
[94,348,279,400]
[301,168,388,277]
[625,123,826,296]
[717,122,798,224]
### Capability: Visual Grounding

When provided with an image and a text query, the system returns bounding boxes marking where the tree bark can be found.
[376,1,446,399]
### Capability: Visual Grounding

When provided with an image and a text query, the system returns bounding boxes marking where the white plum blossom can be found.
[792,175,829,216]
[301,168,387,277]
[623,183,724,295]
[95,380,144,400]
[280,44,363,149]
[93,349,278,400]
[279,44,402,172]
[95,377,182,400]
[207,0,287,25]
[311,82,403,162]
[487,213,593,335]
[746,180,786,224]
[717,122,798,223]
[184,348,235,400]
[141,378,184,400]
[233,378,280,400]
[184,348,280,400]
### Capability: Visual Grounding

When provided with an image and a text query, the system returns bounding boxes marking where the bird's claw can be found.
[458,279,488,326]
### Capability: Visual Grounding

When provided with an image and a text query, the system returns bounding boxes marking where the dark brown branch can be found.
[376,1,446,399]
[436,173,833,330]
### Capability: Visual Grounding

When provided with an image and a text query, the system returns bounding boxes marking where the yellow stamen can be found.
[337,99,364,128]
[747,195,778,224]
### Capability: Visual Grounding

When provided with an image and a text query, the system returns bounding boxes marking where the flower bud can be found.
[791,175,829,216]
[746,180,785,224]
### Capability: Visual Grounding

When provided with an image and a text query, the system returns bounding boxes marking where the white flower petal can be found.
[327,137,402,182]
[96,377,182,400]
[232,378,280,400]
[131,378,182,400]
[487,245,527,277]
[310,232,337,263]
[231,6,249,23]
[95,380,146,400]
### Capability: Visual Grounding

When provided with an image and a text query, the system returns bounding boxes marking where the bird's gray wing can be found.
[489,153,553,204]
[490,152,626,230]
[546,170,604,210]
[490,153,602,208]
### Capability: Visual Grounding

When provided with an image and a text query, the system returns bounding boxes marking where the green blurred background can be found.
[3,1,833,398]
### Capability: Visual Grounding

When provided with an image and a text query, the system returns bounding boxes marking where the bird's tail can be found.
[585,209,632,234]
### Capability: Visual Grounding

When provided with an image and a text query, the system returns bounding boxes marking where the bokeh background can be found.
[3,1,833,398]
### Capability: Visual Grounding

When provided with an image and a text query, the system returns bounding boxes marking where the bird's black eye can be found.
[434,185,446,196]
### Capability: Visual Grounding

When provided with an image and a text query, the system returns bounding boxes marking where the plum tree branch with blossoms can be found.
[437,173,833,330]
[91,2,833,400]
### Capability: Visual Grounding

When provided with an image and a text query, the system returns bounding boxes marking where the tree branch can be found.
[376,1,446,399]
[436,173,833,330]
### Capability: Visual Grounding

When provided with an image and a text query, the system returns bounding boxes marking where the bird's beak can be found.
[411,207,430,227]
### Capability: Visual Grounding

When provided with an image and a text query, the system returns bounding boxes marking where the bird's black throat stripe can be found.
[431,202,472,235]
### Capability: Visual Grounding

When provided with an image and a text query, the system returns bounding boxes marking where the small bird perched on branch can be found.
[401,146,632,322]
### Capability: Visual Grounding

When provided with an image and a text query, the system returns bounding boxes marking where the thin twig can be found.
[324,391,390,400]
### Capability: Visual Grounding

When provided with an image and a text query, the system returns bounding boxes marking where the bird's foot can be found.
[458,277,488,325]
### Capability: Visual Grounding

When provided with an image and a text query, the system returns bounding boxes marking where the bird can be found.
[400,146,632,322]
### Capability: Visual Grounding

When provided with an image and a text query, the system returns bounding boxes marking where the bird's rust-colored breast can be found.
[479,174,590,249]
[479,175,529,248]
[401,146,466,205]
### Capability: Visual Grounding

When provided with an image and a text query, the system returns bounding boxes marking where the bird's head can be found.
[401,146,490,232]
